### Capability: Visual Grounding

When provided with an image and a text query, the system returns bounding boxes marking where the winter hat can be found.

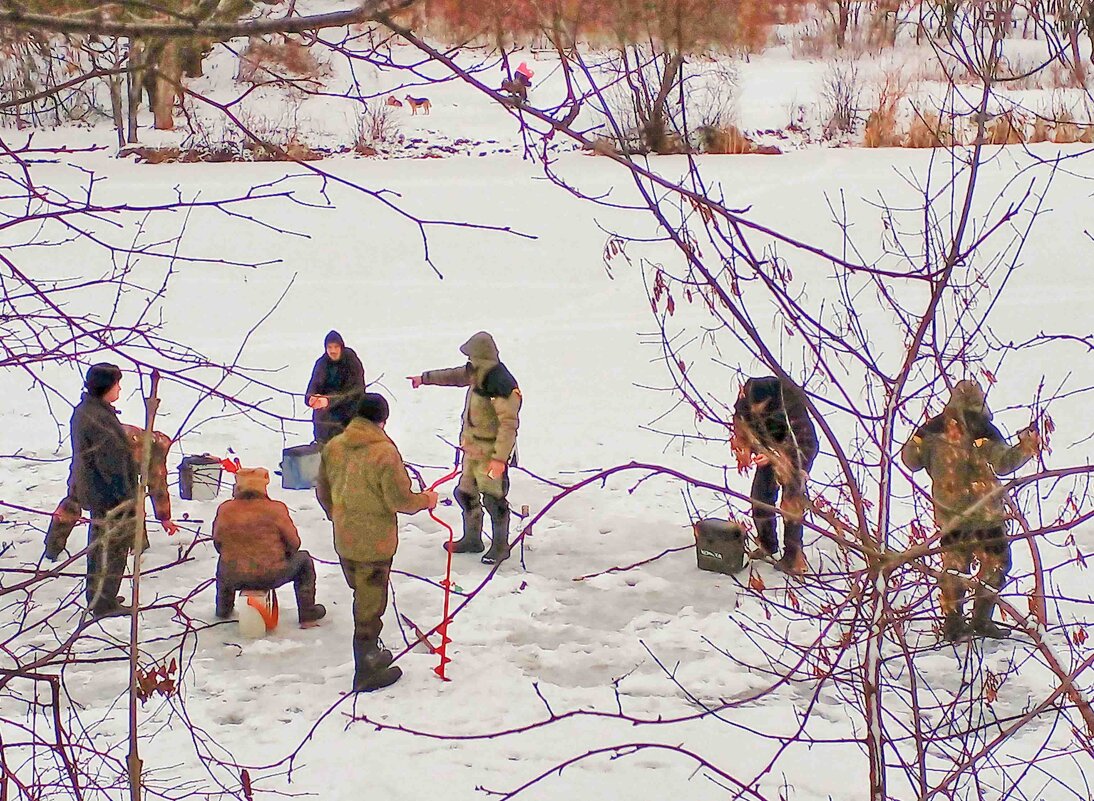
[234,467,270,496]
[324,330,345,348]
[745,376,781,407]
[84,363,122,398]
[356,393,390,424]
[460,331,499,362]
[516,62,534,80]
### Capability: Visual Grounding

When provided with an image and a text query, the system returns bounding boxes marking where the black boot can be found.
[481,494,511,565]
[942,610,972,642]
[90,601,133,620]
[446,489,485,554]
[215,579,235,619]
[292,553,325,626]
[970,597,1010,639]
[351,637,401,692]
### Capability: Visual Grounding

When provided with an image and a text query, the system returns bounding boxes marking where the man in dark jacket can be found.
[305,330,366,444]
[68,364,139,618]
[318,394,437,692]
[409,332,521,565]
[732,375,819,575]
[901,380,1040,641]
[212,467,325,627]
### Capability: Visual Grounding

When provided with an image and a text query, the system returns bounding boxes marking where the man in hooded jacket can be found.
[901,380,1040,641]
[305,330,366,444]
[409,332,521,565]
[318,394,438,692]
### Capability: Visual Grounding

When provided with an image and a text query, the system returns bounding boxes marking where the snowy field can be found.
[2,10,1094,800]
[1,139,1092,799]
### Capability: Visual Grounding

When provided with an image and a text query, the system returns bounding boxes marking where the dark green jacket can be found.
[317,419,432,562]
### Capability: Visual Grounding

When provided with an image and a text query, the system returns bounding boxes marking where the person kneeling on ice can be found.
[317,394,438,692]
[408,331,521,565]
[212,467,326,627]
[901,380,1040,642]
[731,374,818,576]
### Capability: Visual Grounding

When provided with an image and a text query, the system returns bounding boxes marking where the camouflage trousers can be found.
[46,496,149,560]
[938,525,1011,615]
[86,502,139,612]
[340,557,392,640]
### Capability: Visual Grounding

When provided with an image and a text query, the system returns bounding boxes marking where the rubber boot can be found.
[481,494,511,565]
[774,549,808,576]
[970,597,1010,639]
[215,576,235,619]
[446,489,485,554]
[942,610,971,643]
[351,637,401,692]
[299,604,326,626]
[293,555,325,626]
[90,601,133,620]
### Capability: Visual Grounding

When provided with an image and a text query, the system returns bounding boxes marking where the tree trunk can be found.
[151,40,180,131]
[645,51,683,154]
[107,73,125,150]
[128,371,161,801]
[1069,26,1086,86]
[837,1,849,49]
[126,38,143,144]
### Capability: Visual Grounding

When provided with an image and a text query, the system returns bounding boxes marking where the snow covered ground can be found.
[2,12,1094,801]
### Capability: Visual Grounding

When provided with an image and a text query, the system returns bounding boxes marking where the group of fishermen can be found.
[45,331,1041,693]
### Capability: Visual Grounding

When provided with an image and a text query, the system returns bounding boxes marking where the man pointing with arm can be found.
[409,331,521,565]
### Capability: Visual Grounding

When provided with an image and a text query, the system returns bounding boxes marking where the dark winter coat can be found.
[305,346,366,432]
[421,332,521,462]
[69,394,138,513]
[733,376,818,472]
[901,381,1035,531]
[212,491,301,583]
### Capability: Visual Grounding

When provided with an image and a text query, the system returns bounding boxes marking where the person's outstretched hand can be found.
[407,375,423,389]
[424,490,439,510]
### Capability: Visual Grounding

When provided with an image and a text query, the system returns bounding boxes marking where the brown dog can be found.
[385,95,403,107]
[405,95,431,115]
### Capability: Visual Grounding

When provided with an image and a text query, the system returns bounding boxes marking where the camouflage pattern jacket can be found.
[421,332,520,463]
[901,382,1036,531]
[317,418,433,563]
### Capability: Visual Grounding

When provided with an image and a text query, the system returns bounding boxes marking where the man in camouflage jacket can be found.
[901,380,1040,641]
[318,394,437,692]
[45,425,178,560]
[409,331,521,565]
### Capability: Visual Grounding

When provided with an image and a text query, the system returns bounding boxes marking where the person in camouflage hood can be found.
[901,379,1041,641]
[409,332,521,565]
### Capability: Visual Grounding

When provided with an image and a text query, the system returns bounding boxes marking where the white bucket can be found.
[189,462,222,501]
